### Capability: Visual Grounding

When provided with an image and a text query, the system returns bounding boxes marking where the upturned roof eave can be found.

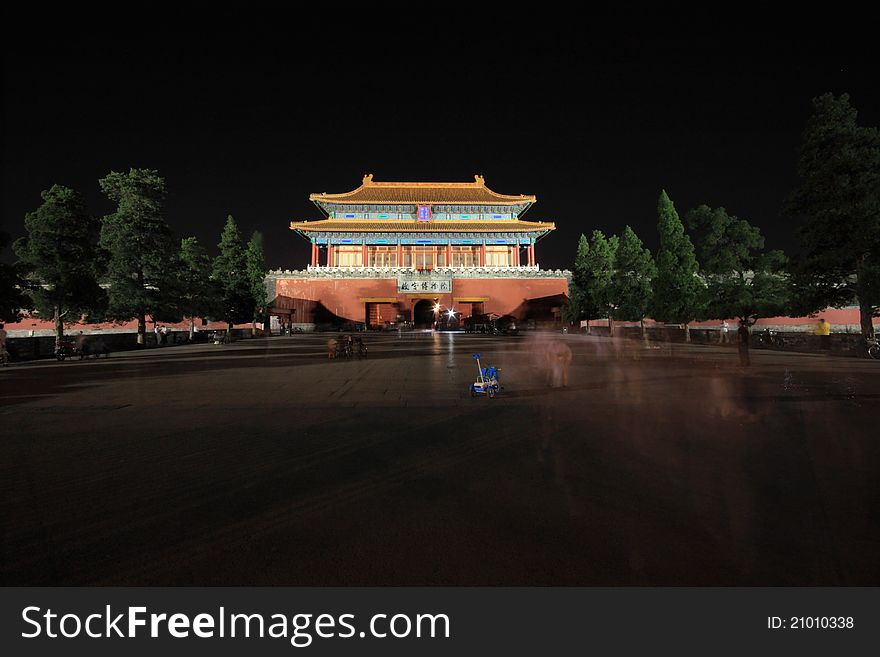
[308,174,536,207]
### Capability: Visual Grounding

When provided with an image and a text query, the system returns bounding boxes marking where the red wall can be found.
[274,277,570,322]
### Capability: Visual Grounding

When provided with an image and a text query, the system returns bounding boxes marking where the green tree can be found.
[245,230,268,335]
[212,215,253,336]
[686,204,789,324]
[609,225,656,336]
[563,234,591,326]
[177,237,215,340]
[13,185,104,340]
[1,232,30,323]
[99,168,175,345]
[787,92,880,338]
[564,232,617,333]
[584,230,619,334]
[650,190,704,341]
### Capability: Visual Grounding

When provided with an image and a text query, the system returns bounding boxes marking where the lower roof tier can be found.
[290,218,555,233]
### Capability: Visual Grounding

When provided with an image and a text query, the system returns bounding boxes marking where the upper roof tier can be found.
[310,174,536,211]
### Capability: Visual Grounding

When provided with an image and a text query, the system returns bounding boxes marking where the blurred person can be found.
[737,320,751,367]
[814,317,831,351]
[720,320,730,344]
[91,336,108,357]
[0,322,8,364]
[547,339,572,388]
[75,330,87,354]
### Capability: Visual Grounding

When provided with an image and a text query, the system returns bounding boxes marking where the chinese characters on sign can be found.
[397,277,452,294]
[417,205,432,221]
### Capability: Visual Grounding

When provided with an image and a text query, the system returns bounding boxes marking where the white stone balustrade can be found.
[268,266,571,280]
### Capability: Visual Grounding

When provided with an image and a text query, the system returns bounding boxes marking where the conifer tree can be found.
[650,190,704,341]
[14,185,104,340]
[177,236,215,339]
[245,230,268,334]
[212,215,253,337]
[686,204,788,324]
[564,234,590,327]
[99,168,175,345]
[609,225,655,336]
[583,230,618,335]
[788,93,880,338]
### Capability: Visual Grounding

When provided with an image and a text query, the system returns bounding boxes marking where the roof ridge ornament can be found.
[474,174,485,186]
[363,173,374,185]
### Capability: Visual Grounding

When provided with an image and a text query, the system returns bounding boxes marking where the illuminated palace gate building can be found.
[268,175,569,329]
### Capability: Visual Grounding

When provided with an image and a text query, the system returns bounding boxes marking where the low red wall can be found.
[4,316,251,335]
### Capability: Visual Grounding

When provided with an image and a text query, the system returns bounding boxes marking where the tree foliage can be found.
[564,234,590,323]
[686,204,789,323]
[155,236,217,335]
[1,232,30,323]
[13,185,104,338]
[609,225,655,323]
[178,236,215,318]
[99,168,175,343]
[245,230,268,321]
[212,215,253,330]
[565,231,617,325]
[584,230,618,321]
[650,190,704,326]
[787,92,880,337]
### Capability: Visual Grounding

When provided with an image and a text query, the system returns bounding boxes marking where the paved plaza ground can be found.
[1,332,878,585]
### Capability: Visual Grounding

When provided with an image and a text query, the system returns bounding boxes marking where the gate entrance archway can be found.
[412,299,435,329]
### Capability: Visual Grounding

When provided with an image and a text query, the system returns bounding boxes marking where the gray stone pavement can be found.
[1,332,878,585]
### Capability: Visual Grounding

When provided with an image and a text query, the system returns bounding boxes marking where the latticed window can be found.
[451,246,480,267]
[335,246,363,267]
[484,246,512,266]
[400,246,446,269]
[368,246,397,267]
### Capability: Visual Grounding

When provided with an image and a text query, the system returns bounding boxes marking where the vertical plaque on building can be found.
[417,205,432,221]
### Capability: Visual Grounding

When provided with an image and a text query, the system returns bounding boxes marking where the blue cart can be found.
[470,353,501,398]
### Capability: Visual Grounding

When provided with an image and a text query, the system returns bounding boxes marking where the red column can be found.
[362,243,368,267]
[512,246,519,267]
[328,245,334,267]
[311,243,318,267]
[529,244,536,266]
[479,244,486,267]
[446,243,452,267]
[397,242,403,267]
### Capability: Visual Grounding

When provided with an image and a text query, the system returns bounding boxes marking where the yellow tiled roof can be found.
[309,174,536,205]
[290,218,555,233]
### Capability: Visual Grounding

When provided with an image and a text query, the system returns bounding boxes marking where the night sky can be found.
[2,6,877,270]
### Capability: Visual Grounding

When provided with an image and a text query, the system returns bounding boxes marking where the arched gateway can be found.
[267,175,570,330]
[413,299,435,329]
